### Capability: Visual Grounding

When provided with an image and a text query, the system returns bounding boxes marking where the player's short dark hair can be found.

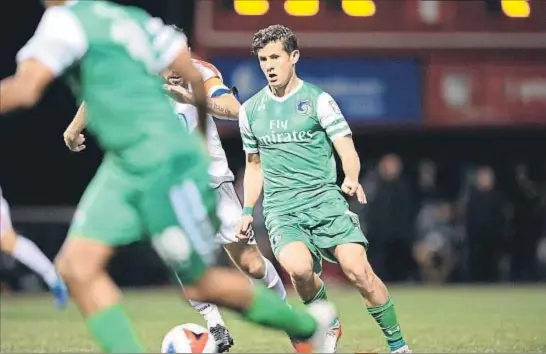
[251,24,298,56]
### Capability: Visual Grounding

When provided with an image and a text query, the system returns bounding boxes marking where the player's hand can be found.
[235,215,254,243]
[63,132,86,152]
[341,177,367,204]
[164,84,193,104]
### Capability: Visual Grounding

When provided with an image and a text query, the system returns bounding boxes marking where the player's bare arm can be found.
[165,73,240,120]
[0,59,55,114]
[333,136,367,204]
[169,48,208,135]
[236,152,264,242]
[206,93,240,120]
[165,84,240,120]
[63,102,87,152]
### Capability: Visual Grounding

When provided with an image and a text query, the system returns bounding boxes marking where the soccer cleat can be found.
[392,345,412,353]
[323,318,343,353]
[51,277,69,309]
[208,324,234,353]
[292,301,337,353]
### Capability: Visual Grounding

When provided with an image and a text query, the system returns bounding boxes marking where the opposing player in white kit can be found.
[62,47,288,353]
[164,56,289,352]
[0,187,69,308]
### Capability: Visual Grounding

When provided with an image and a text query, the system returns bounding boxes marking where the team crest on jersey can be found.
[296,100,312,115]
[328,99,342,115]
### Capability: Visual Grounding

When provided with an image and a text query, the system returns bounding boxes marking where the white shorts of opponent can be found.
[215,182,256,245]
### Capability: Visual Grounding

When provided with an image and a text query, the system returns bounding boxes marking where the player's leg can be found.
[174,272,233,353]
[55,161,145,352]
[218,182,286,299]
[0,196,68,308]
[266,214,322,303]
[142,160,336,353]
[224,242,286,298]
[266,214,340,352]
[312,197,411,353]
[175,181,286,352]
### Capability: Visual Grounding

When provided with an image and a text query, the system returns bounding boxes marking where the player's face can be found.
[257,41,297,88]
[162,69,183,86]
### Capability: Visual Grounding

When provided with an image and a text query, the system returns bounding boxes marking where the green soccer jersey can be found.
[239,80,352,216]
[16,1,198,172]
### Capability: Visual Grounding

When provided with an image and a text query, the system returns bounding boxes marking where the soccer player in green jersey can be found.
[0,2,336,352]
[236,25,412,353]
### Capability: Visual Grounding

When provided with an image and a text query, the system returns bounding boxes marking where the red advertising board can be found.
[425,59,546,126]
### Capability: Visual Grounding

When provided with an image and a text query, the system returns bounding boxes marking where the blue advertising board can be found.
[211,57,422,124]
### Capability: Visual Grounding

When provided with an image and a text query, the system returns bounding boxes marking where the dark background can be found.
[1,0,545,291]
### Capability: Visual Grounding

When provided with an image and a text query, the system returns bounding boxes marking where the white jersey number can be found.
[93,2,162,72]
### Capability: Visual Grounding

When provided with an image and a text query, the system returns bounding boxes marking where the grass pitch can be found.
[1,285,545,353]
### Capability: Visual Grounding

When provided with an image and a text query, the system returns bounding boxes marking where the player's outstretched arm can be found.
[0,60,55,114]
[169,50,207,135]
[205,91,240,120]
[164,84,240,120]
[2,6,87,115]
[63,102,87,152]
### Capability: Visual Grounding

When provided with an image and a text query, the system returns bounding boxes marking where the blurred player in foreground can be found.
[0,187,68,308]
[0,1,335,352]
[236,25,412,353]
[64,44,288,352]
[164,50,290,352]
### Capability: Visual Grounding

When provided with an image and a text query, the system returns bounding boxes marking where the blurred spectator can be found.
[366,154,416,282]
[418,160,443,202]
[413,200,463,284]
[510,164,544,282]
[462,166,510,283]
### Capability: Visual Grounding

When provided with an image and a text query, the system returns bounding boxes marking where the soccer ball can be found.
[161,323,218,353]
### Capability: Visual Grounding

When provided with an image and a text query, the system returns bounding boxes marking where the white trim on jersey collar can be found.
[265,79,303,102]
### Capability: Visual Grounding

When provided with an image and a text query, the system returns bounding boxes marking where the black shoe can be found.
[209,324,234,353]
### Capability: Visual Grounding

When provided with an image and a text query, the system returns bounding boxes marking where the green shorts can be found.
[265,194,368,275]
[67,153,219,285]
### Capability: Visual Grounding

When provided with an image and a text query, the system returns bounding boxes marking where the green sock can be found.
[86,303,145,353]
[303,280,328,305]
[242,284,317,340]
[303,280,339,326]
[367,298,407,351]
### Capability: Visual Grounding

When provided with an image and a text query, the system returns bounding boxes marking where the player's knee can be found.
[278,242,315,284]
[340,257,376,294]
[55,253,87,284]
[224,243,267,278]
[238,249,266,279]
[55,241,109,285]
[241,258,266,279]
[284,262,314,284]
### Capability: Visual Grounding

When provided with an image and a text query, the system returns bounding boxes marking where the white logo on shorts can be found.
[345,210,361,229]
[270,234,282,248]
